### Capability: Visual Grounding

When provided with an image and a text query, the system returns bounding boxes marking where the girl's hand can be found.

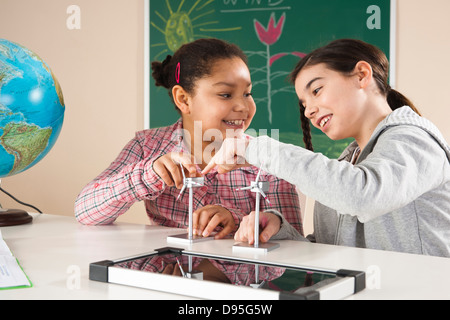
[192,205,236,239]
[202,138,250,175]
[161,263,184,277]
[234,211,281,245]
[153,152,198,189]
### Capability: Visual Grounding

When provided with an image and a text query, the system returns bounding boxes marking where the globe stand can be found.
[0,179,33,227]
[0,208,33,227]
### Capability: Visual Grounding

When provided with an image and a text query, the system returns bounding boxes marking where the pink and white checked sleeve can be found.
[74,135,166,225]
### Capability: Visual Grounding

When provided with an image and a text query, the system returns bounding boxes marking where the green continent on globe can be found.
[0,122,52,175]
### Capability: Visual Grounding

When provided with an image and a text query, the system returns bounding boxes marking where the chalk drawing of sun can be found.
[150,0,242,59]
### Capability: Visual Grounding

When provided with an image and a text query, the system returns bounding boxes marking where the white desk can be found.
[1,213,449,300]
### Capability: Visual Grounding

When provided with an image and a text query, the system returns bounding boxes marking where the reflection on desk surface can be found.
[115,253,335,293]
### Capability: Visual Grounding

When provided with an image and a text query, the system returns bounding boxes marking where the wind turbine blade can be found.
[179,162,186,180]
[258,189,271,205]
[236,186,252,191]
[255,164,263,183]
[177,185,186,201]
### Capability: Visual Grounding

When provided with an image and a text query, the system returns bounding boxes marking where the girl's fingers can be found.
[154,152,200,189]
[235,213,255,244]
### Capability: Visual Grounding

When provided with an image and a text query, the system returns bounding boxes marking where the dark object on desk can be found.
[0,209,33,227]
[90,247,366,300]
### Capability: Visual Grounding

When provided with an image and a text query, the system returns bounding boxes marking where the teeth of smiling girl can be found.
[225,120,243,126]
[320,116,331,128]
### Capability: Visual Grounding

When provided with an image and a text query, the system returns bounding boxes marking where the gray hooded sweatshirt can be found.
[247,107,450,257]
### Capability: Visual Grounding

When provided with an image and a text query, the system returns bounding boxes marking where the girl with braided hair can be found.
[204,39,450,257]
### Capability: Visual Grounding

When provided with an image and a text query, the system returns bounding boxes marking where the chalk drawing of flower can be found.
[252,13,306,124]
[254,12,286,46]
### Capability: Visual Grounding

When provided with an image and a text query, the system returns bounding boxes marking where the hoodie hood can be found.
[372,106,450,162]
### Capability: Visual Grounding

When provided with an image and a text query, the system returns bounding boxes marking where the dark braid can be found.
[299,103,314,151]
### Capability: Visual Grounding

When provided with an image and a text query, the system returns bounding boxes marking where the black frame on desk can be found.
[90,247,365,300]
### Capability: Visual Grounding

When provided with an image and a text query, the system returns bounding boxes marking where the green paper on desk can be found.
[0,230,32,289]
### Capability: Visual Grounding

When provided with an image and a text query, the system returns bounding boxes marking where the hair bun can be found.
[151,55,172,88]
[162,55,172,68]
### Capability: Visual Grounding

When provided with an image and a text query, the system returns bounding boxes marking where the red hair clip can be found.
[175,62,181,84]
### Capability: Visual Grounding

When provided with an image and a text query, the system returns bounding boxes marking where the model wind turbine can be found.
[167,163,213,244]
[233,165,280,254]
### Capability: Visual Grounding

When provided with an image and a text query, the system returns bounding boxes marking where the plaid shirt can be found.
[75,119,303,236]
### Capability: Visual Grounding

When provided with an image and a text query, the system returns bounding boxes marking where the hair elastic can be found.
[175,62,181,84]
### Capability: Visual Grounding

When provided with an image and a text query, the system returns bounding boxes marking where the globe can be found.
[0,39,65,178]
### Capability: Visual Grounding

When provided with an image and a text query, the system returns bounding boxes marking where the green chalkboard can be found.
[147,0,394,158]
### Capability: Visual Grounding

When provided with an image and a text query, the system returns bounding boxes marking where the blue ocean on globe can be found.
[0,39,65,178]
